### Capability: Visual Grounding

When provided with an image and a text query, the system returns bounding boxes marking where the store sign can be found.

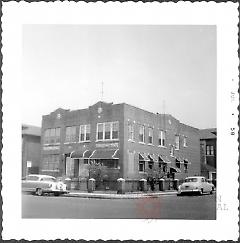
[96,143,119,149]
[43,145,60,151]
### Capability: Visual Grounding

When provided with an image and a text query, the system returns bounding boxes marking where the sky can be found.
[22,25,216,129]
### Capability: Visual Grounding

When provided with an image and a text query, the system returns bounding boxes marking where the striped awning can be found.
[70,150,92,159]
[159,155,171,164]
[148,154,158,162]
[169,166,181,173]
[139,152,150,161]
[90,149,119,159]
[176,157,185,164]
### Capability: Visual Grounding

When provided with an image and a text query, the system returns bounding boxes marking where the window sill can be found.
[96,139,119,142]
[158,145,167,149]
[147,143,154,146]
[175,148,180,151]
[138,142,146,145]
[78,140,91,143]
[64,142,77,144]
[139,171,146,174]
[44,143,60,146]
[128,139,135,143]
[206,154,214,157]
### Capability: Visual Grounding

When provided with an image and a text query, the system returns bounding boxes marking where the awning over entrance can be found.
[139,152,150,161]
[90,149,119,159]
[70,150,92,159]
[148,154,158,162]
[169,166,181,173]
[159,155,171,163]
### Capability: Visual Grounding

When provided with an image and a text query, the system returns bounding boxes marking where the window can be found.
[183,136,188,147]
[206,145,214,155]
[79,124,91,142]
[148,161,154,169]
[158,130,166,146]
[128,121,134,141]
[148,127,153,144]
[97,123,104,140]
[96,121,119,141]
[105,123,111,140]
[42,155,59,172]
[112,122,119,139]
[184,163,188,173]
[139,161,145,172]
[139,125,145,143]
[176,161,181,168]
[44,128,61,144]
[175,135,180,150]
[65,126,77,143]
[170,145,174,157]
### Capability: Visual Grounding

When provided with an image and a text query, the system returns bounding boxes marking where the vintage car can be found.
[177,176,215,196]
[22,174,68,196]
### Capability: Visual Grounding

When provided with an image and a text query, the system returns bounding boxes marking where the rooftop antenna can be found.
[101,81,104,101]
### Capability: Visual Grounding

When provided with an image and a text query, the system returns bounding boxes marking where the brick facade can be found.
[40,101,201,190]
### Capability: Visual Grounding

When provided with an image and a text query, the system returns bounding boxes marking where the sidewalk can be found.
[63,190,177,199]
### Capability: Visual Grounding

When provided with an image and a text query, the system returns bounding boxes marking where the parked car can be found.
[177,176,215,196]
[22,174,68,196]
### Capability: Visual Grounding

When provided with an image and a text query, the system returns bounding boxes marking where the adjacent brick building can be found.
[200,128,216,185]
[22,124,41,177]
[40,101,201,191]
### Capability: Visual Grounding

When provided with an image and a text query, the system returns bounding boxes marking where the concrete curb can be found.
[63,191,178,199]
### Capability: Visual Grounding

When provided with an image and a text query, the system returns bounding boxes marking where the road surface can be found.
[22,193,216,219]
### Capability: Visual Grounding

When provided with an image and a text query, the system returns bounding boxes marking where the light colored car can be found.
[22,174,68,196]
[177,176,215,196]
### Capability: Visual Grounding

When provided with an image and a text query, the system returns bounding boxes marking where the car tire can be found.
[36,188,43,196]
[210,187,214,194]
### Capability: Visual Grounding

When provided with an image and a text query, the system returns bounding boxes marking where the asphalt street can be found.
[22,193,216,219]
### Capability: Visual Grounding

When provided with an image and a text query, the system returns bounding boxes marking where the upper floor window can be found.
[148,127,153,144]
[175,135,180,150]
[158,130,166,146]
[170,145,174,157]
[128,121,134,141]
[96,121,119,141]
[65,126,78,143]
[44,127,61,144]
[183,136,188,147]
[79,124,90,142]
[139,125,145,143]
[206,145,214,155]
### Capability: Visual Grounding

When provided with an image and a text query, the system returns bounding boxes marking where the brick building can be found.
[200,128,216,185]
[22,124,41,177]
[40,101,200,191]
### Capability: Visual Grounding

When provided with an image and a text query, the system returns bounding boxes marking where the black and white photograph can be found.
[2,2,239,241]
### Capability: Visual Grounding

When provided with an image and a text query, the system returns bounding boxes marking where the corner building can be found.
[41,101,200,191]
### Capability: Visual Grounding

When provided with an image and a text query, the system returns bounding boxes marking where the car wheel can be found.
[210,187,214,194]
[36,188,43,196]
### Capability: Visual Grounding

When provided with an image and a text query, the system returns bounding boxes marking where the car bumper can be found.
[178,189,200,194]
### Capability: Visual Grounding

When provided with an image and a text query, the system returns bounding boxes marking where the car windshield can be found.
[26,175,39,181]
[185,178,198,182]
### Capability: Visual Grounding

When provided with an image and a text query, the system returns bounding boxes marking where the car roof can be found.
[27,174,56,179]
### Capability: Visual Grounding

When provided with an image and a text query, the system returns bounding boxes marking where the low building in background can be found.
[200,128,217,185]
[22,124,41,177]
[40,101,201,191]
